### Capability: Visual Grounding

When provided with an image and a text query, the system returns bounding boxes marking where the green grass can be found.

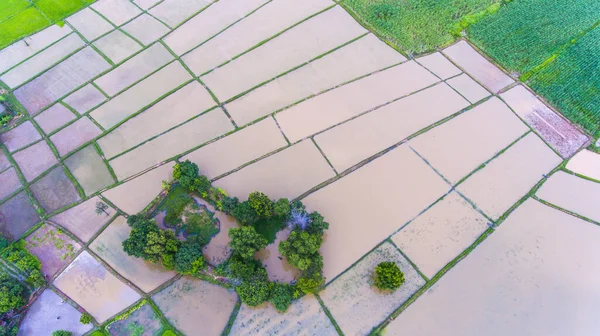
[35,0,92,22]
[340,0,500,55]
[0,7,50,49]
[468,0,600,74]
[0,0,30,23]
[183,211,218,245]
[0,0,94,50]
[528,26,600,138]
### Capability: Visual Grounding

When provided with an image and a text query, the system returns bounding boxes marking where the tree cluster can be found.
[226,226,297,311]
[173,161,220,200]
[122,216,205,276]
[278,202,328,294]
[0,272,25,314]
[2,242,45,288]
[224,196,329,309]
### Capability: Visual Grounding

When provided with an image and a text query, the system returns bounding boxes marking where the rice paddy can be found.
[340,0,500,55]
[0,0,94,49]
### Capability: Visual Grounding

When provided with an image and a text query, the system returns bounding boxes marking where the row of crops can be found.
[0,0,94,50]
[467,0,600,137]
[340,0,501,55]
[343,0,600,138]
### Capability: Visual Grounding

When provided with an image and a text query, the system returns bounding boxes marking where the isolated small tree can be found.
[95,202,109,216]
[80,312,92,324]
[374,262,405,291]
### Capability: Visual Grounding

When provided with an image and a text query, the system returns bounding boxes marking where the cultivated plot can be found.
[102,163,174,214]
[384,200,600,335]
[106,302,164,336]
[303,145,448,281]
[18,289,92,336]
[391,192,489,279]
[53,251,141,323]
[30,166,81,213]
[409,97,528,184]
[229,295,337,336]
[0,191,40,241]
[25,223,81,280]
[50,196,115,242]
[320,242,425,335]
[90,216,176,293]
[536,171,600,223]
[457,132,561,220]
[153,277,237,336]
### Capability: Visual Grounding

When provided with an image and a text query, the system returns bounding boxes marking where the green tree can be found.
[174,160,200,191]
[221,196,239,214]
[269,283,294,312]
[231,201,259,225]
[278,230,323,270]
[374,262,405,291]
[80,312,92,324]
[228,254,267,281]
[296,272,324,294]
[228,226,267,260]
[52,331,72,336]
[175,241,205,275]
[192,175,211,194]
[248,192,274,218]
[122,216,160,259]
[273,198,291,218]
[0,272,25,314]
[95,202,109,216]
[307,211,329,235]
[26,269,45,287]
[122,216,179,267]
[236,280,271,307]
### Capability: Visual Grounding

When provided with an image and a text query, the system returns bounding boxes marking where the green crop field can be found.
[0,0,94,50]
[468,0,600,76]
[340,0,500,55]
[528,26,600,137]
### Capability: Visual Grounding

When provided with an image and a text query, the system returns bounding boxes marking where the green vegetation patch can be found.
[528,26,600,137]
[341,0,499,55]
[0,0,94,50]
[34,0,90,22]
[0,7,50,50]
[0,0,30,23]
[468,0,600,74]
